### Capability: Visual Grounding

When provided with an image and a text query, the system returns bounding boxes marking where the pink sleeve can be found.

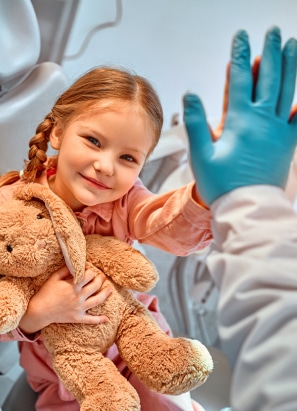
[126,180,212,256]
[0,181,22,204]
[0,187,12,205]
[0,328,40,342]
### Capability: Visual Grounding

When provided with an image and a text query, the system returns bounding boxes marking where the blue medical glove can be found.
[184,27,297,206]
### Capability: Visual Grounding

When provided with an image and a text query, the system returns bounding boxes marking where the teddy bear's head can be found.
[0,183,158,292]
[0,183,86,281]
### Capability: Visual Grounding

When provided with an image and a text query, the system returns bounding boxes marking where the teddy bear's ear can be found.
[15,183,86,283]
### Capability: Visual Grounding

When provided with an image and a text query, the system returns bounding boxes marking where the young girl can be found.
[0,66,212,411]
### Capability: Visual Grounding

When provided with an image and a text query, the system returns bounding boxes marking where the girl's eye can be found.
[87,136,100,147]
[121,154,136,163]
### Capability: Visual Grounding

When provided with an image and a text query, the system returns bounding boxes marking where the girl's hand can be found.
[212,62,230,142]
[19,266,112,335]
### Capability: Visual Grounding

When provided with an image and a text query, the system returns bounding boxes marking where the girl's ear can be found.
[49,125,63,150]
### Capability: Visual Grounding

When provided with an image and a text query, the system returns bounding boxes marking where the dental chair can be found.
[2,372,38,411]
[0,0,68,409]
[0,0,68,175]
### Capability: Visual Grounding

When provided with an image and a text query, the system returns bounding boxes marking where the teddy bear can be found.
[0,182,213,411]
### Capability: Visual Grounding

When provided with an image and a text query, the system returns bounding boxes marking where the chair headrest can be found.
[0,0,41,84]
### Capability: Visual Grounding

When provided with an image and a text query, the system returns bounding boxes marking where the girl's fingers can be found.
[251,55,261,101]
[80,271,107,297]
[51,265,72,280]
[78,268,96,287]
[84,286,113,312]
[80,314,109,325]
[78,268,105,288]
[50,265,112,324]
[252,55,261,80]
[289,103,297,122]
[212,62,230,141]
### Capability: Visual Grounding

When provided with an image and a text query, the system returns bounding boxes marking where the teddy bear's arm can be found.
[0,276,33,334]
[86,235,159,292]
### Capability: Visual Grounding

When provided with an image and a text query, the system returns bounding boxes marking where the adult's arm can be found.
[183,26,297,411]
[208,185,297,410]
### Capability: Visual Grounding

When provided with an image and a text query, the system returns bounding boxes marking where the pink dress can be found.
[0,172,212,411]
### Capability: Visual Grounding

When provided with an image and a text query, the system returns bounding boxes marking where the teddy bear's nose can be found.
[34,239,47,250]
[6,245,13,253]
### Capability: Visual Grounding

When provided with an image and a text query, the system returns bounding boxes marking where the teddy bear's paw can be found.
[0,279,29,334]
[188,339,214,384]
[0,305,23,334]
[160,338,213,394]
[142,337,214,395]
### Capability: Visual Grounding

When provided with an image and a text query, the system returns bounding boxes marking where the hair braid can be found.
[22,115,54,181]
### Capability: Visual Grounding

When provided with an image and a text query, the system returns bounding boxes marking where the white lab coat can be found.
[208,185,297,411]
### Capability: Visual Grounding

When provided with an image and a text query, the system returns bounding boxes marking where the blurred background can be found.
[32,0,297,128]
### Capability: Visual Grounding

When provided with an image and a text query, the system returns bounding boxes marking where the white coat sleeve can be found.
[207,185,297,411]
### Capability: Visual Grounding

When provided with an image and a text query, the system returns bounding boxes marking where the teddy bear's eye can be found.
[37,214,43,219]
[6,245,13,253]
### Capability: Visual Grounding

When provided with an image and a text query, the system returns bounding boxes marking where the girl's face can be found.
[49,103,154,211]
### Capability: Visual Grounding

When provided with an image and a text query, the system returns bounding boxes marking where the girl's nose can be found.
[93,153,114,176]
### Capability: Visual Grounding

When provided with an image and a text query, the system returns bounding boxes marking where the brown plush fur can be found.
[0,183,213,411]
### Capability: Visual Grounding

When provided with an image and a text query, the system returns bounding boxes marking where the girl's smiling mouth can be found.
[80,174,111,190]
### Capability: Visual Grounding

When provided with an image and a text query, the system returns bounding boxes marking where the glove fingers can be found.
[277,38,297,120]
[254,26,282,107]
[183,93,212,158]
[228,30,252,109]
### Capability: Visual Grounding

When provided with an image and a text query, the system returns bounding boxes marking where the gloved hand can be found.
[184,26,297,206]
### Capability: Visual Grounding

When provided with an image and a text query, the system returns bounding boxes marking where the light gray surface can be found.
[0,342,23,407]
[192,347,231,411]
[2,372,37,411]
[0,62,68,174]
[0,0,40,84]
[0,0,69,175]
